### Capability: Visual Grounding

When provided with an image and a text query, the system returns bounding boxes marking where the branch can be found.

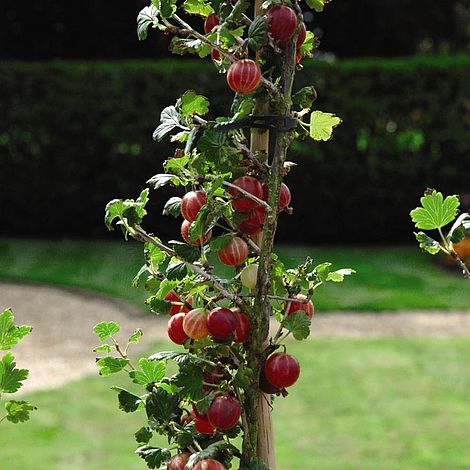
[450,249,470,279]
[172,14,238,62]
[132,226,246,307]
[223,181,272,212]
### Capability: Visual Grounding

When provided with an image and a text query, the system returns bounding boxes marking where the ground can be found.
[4,281,470,394]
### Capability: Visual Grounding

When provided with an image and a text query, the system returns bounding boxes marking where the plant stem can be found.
[222,181,272,212]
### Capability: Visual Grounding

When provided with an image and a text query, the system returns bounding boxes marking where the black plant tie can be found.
[213,115,297,133]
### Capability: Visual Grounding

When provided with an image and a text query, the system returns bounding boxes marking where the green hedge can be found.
[1,56,469,243]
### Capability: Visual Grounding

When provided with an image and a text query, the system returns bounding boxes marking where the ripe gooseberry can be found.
[218,236,248,266]
[167,312,188,345]
[164,290,191,315]
[207,394,241,430]
[285,293,314,319]
[264,352,300,388]
[227,60,262,94]
[229,176,264,213]
[192,459,226,470]
[231,308,251,343]
[267,6,297,42]
[236,206,266,235]
[181,220,212,246]
[204,13,219,33]
[167,452,191,470]
[207,307,238,340]
[181,190,207,223]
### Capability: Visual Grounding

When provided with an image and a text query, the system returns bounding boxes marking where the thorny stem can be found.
[436,227,470,279]
[131,225,246,308]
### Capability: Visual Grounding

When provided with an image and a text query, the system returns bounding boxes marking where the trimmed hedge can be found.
[1,56,470,243]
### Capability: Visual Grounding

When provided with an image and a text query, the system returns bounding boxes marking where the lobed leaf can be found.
[410,190,460,230]
[281,311,311,340]
[309,111,342,141]
[96,357,129,376]
[93,321,120,341]
[181,90,210,117]
[163,196,182,217]
[112,387,145,413]
[137,5,159,40]
[135,445,171,469]
[153,106,182,141]
[0,308,32,351]
[4,400,36,424]
[0,353,28,394]
[182,0,213,16]
[415,232,441,255]
[129,358,166,386]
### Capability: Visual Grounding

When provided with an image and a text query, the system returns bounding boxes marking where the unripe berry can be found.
[183,308,209,339]
[240,263,258,289]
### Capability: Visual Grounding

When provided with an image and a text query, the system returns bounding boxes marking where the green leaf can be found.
[247,15,268,51]
[0,308,32,350]
[144,242,167,271]
[104,199,125,230]
[448,213,470,244]
[93,344,113,353]
[186,441,230,468]
[93,321,120,341]
[299,30,318,58]
[135,427,153,444]
[174,369,204,400]
[410,190,460,230]
[148,350,189,363]
[313,262,332,282]
[147,173,178,190]
[198,128,228,160]
[233,363,253,389]
[0,353,28,393]
[135,445,171,469]
[137,5,159,40]
[163,196,182,217]
[325,268,355,282]
[309,111,342,141]
[146,296,172,315]
[165,154,190,172]
[171,241,201,263]
[415,232,441,255]
[195,392,216,415]
[153,106,181,141]
[128,328,143,345]
[292,86,317,110]
[129,358,166,386]
[4,400,36,424]
[182,0,213,16]
[305,0,327,13]
[170,37,211,58]
[112,387,144,413]
[209,234,233,251]
[96,357,129,376]
[281,311,311,340]
[240,457,271,470]
[166,260,188,280]
[155,0,177,18]
[181,90,210,118]
[146,387,181,424]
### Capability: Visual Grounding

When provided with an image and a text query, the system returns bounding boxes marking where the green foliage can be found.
[93,321,120,341]
[411,190,460,230]
[0,309,32,350]
[0,309,34,425]
[281,311,311,340]
[4,400,36,424]
[96,357,130,376]
[137,5,159,40]
[3,57,470,243]
[309,110,342,141]
[129,358,166,386]
[411,190,470,277]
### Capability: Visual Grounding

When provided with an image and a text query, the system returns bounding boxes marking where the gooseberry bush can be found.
[96,0,354,468]
[0,308,35,424]
[411,189,470,279]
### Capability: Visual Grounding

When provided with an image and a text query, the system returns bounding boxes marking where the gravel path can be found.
[2,281,470,394]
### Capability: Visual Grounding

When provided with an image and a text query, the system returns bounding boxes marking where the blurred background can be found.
[1,1,470,469]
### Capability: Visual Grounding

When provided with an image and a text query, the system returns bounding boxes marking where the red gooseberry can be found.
[204,13,219,33]
[207,394,241,430]
[285,293,314,319]
[227,60,262,94]
[267,5,297,42]
[181,220,212,246]
[167,452,191,470]
[167,312,188,345]
[181,190,207,223]
[193,459,226,470]
[229,176,264,213]
[218,236,248,266]
[207,307,238,340]
[264,352,300,388]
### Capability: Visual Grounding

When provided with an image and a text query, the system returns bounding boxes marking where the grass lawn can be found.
[2,338,470,469]
[0,238,468,311]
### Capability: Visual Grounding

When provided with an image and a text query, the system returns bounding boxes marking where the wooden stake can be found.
[251,1,276,467]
